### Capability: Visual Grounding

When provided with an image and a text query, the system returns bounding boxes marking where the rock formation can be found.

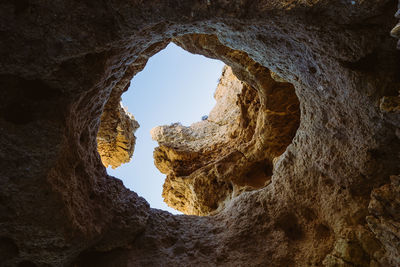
[97,78,140,169]
[0,0,399,266]
[152,64,299,215]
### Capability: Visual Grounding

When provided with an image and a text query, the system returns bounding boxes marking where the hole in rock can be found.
[105,43,224,214]
[99,35,300,216]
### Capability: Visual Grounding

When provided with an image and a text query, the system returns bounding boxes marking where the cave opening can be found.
[97,34,301,216]
[3,2,400,265]
[105,42,224,214]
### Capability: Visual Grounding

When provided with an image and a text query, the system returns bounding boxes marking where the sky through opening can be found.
[107,43,225,214]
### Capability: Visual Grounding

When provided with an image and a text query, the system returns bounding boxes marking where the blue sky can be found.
[107,43,224,214]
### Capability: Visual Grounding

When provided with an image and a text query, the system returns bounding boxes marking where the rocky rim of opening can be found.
[1,1,400,266]
[98,34,300,216]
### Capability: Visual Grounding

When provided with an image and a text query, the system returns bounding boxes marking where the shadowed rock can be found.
[0,0,399,266]
[152,64,299,215]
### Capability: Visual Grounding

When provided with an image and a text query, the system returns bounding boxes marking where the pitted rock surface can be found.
[152,64,299,215]
[97,77,140,169]
[0,0,399,266]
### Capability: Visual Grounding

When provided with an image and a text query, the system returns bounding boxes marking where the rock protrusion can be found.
[97,80,139,169]
[2,1,399,266]
[152,56,299,215]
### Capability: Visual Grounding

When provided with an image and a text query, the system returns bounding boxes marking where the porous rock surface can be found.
[150,65,245,215]
[0,0,400,266]
[97,77,140,169]
[367,175,400,266]
[151,62,299,215]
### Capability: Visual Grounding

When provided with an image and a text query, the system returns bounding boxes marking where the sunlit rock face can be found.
[97,75,139,169]
[152,64,299,215]
[1,0,399,266]
[150,66,245,215]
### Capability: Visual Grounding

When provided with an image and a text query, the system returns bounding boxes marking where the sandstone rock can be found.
[152,63,299,215]
[367,175,400,266]
[97,96,139,169]
[0,0,399,266]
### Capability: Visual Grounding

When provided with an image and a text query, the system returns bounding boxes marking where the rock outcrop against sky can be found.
[152,64,299,216]
[97,79,140,169]
[0,0,399,266]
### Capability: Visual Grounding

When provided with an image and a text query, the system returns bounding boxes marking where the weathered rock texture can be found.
[0,0,399,266]
[367,175,400,266]
[152,63,299,215]
[97,79,139,169]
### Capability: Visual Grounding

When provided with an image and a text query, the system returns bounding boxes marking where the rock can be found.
[390,23,400,38]
[380,96,400,113]
[367,175,400,266]
[270,71,287,83]
[152,64,299,215]
[97,87,140,169]
[392,1,400,48]
[0,0,399,266]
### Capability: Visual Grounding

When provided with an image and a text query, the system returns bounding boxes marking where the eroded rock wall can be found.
[151,66,257,215]
[97,70,140,169]
[367,175,400,266]
[0,0,399,266]
[152,62,299,215]
[150,66,243,215]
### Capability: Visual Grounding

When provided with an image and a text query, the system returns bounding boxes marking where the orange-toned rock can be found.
[1,0,399,266]
[97,96,139,169]
[152,64,299,215]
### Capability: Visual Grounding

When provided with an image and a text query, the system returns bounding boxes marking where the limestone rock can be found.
[151,66,253,215]
[97,99,139,169]
[152,55,299,215]
[1,0,399,266]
